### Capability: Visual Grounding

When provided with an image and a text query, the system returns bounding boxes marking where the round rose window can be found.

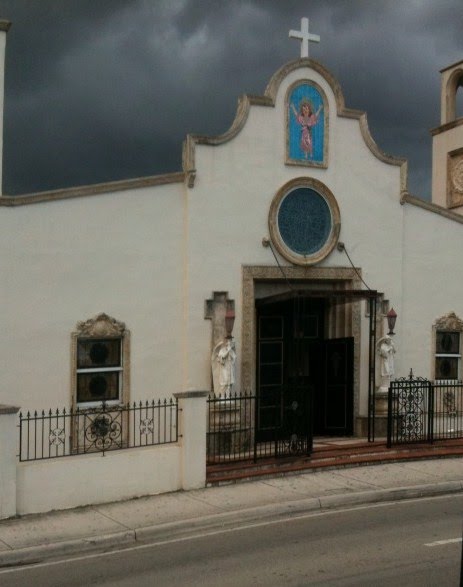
[269,179,340,265]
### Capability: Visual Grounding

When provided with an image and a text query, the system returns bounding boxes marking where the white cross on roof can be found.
[289,17,320,58]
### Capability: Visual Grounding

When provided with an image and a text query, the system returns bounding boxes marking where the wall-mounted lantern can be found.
[225,307,235,338]
[387,307,397,336]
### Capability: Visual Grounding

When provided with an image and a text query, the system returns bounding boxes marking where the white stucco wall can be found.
[0,27,7,195]
[401,202,463,378]
[17,444,181,515]
[0,183,185,411]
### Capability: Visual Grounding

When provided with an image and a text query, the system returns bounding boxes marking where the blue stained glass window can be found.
[277,188,332,255]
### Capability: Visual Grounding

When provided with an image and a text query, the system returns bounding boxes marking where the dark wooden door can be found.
[256,298,324,447]
[318,337,354,435]
[256,297,354,441]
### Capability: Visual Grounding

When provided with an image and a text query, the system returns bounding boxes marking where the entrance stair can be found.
[206,437,463,486]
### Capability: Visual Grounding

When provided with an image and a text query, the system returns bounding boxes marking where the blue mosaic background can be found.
[278,188,331,255]
[288,84,324,163]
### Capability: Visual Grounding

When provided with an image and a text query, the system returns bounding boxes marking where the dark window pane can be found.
[77,372,120,402]
[435,357,459,380]
[259,342,283,364]
[259,316,283,339]
[436,332,460,354]
[260,364,282,385]
[77,339,121,368]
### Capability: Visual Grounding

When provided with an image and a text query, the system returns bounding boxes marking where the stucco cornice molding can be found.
[0,20,11,32]
[440,59,463,74]
[401,192,463,225]
[430,117,463,137]
[184,58,408,192]
[434,311,463,331]
[0,172,185,207]
[74,313,127,338]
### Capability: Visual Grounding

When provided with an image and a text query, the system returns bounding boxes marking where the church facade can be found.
[1,20,463,443]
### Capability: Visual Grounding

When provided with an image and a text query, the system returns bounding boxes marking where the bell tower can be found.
[431,60,463,212]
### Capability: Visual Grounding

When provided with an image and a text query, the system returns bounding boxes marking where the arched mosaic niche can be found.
[286,79,328,168]
[268,177,341,266]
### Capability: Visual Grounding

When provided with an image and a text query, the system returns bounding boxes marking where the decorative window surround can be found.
[433,312,463,380]
[71,313,130,408]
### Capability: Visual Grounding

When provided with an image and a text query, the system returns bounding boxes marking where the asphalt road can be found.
[1,494,462,586]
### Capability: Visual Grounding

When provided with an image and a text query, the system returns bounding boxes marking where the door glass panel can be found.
[259,341,283,364]
[260,364,282,385]
[259,316,283,339]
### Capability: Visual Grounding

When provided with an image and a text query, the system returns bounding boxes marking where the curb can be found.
[0,481,462,568]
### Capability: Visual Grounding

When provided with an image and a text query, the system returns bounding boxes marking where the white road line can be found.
[425,537,462,547]
[0,494,461,575]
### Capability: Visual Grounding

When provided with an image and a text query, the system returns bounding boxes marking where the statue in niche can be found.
[211,338,236,395]
[377,335,396,392]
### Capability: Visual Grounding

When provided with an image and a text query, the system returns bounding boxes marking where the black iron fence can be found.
[387,376,463,447]
[207,390,311,464]
[19,399,178,461]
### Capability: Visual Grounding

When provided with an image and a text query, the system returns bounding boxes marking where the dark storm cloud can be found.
[0,0,462,196]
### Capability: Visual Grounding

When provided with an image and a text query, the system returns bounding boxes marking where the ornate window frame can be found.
[71,313,130,407]
[432,312,463,380]
[268,177,341,266]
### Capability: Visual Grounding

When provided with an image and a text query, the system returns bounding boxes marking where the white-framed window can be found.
[433,312,463,381]
[76,338,123,405]
[71,313,130,407]
[435,331,461,380]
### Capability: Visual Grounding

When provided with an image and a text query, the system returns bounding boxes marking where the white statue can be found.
[377,335,396,392]
[211,338,236,395]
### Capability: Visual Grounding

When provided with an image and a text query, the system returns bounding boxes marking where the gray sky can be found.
[1,0,462,198]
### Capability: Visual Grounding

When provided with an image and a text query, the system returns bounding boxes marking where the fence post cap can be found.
[174,391,209,399]
[0,404,20,415]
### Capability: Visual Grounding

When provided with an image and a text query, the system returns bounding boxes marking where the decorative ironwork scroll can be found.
[387,375,431,446]
[277,391,311,457]
[19,399,178,461]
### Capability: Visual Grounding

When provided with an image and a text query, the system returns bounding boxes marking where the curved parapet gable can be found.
[182,94,273,188]
[184,58,408,192]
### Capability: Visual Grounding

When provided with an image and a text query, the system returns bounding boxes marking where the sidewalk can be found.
[0,458,462,567]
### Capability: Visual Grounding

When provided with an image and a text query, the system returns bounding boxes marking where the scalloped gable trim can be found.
[183,58,408,192]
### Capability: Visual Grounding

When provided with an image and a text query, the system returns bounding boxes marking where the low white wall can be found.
[17,444,181,515]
